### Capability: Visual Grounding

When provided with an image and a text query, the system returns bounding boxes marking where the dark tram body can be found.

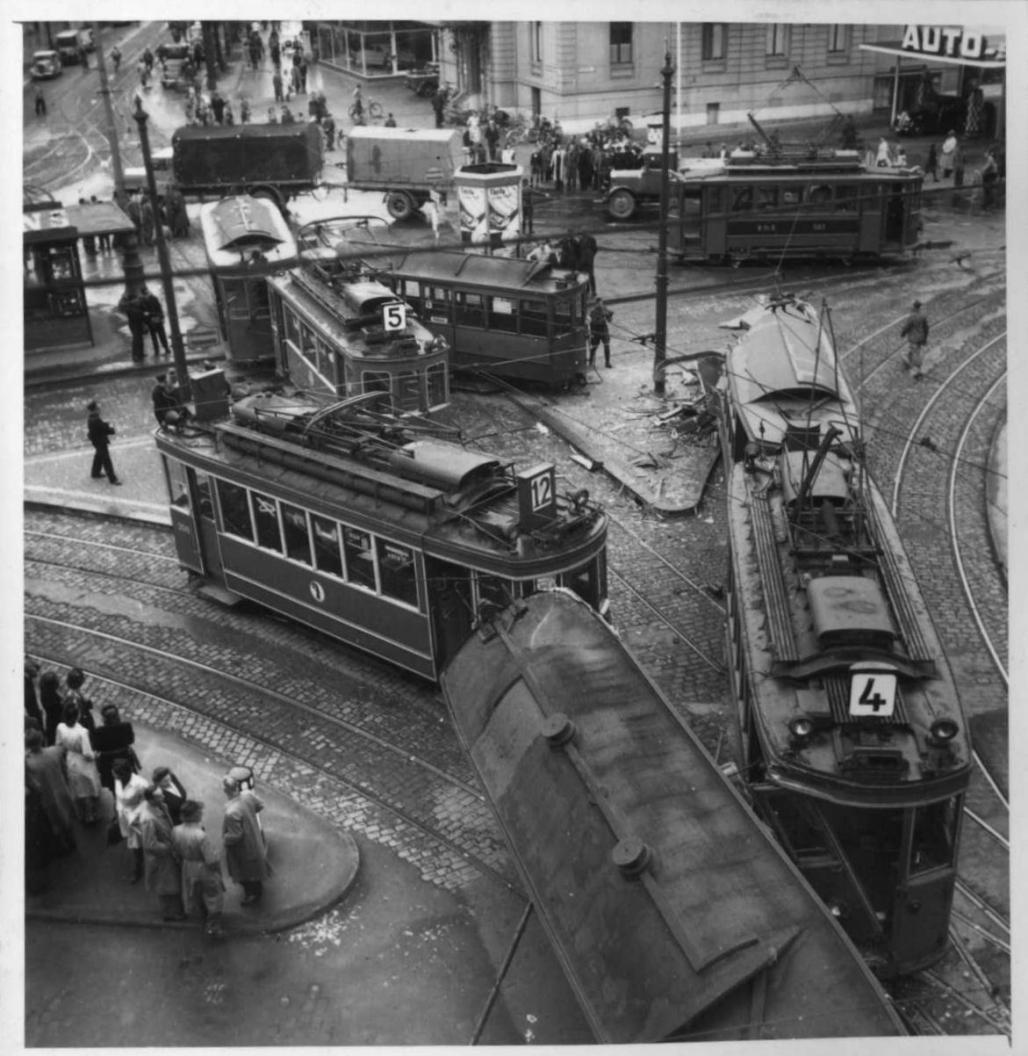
[267,220,450,415]
[380,249,590,389]
[670,152,923,264]
[441,589,906,1042]
[719,295,971,977]
[156,390,607,680]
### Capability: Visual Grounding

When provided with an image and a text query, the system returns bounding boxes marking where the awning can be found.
[63,201,137,238]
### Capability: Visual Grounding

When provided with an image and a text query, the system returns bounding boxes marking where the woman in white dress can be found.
[55,702,102,823]
[113,757,149,883]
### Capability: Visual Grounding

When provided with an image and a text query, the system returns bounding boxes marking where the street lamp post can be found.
[653,50,675,398]
[133,97,191,400]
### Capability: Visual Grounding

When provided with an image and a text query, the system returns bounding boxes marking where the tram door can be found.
[425,556,474,664]
[884,184,906,245]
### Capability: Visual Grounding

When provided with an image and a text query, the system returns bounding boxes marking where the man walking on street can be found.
[900,299,929,380]
[588,296,614,369]
[35,90,46,117]
[86,400,121,484]
[222,774,269,905]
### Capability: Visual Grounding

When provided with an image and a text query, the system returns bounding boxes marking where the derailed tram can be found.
[155,388,607,680]
[719,294,971,977]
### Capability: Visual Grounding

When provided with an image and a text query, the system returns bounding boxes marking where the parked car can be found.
[157,42,192,88]
[54,29,84,63]
[31,50,63,79]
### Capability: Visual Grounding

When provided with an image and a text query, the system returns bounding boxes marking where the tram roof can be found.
[201,196,292,252]
[386,250,585,293]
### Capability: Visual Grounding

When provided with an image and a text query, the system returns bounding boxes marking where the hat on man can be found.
[180,799,204,822]
[912,299,922,308]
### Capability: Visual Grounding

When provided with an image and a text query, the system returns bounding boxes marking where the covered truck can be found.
[170,123,324,208]
[345,127,464,220]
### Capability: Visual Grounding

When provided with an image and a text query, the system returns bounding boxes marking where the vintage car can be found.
[31,50,63,79]
[604,148,680,220]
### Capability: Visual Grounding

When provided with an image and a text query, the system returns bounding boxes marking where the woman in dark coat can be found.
[39,671,64,747]
[91,704,138,795]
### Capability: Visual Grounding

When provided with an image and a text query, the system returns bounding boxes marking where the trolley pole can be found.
[133,97,191,400]
[653,50,675,398]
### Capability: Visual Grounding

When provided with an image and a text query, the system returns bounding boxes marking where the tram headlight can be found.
[928,718,959,744]
[788,716,815,741]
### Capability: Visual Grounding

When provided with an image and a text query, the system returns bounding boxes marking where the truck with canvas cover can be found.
[345,126,464,220]
[170,123,324,208]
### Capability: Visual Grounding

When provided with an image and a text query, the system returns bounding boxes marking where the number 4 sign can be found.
[848,666,897,718]
[382,301,407,332]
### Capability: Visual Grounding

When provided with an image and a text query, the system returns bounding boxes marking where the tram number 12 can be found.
[516,463,557,529]
[848,671,897,718]
[383,301,407,332]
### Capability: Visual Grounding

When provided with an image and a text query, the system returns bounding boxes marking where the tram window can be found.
[49,247,77,281]
[311,515,343,577]
[561,564,597,605]
[281,503,312,565]
[781,187,802,207]
[707,187,723,214]
[766,794,830,859]
[165,459,190,510]
[520,299,548,336]
[195,470,214,519]
[834,185,858,213]
[342,527,377,591]
[553,294,573,326]
[809,184,832,206]
[248,279,270,320]
[910,797,960,874]
[490,296,518,333]
[284,307,301,348]
[426,363,447,407]
[376,540,418,607]
[217,480,253,540]
[756,186,778,210]
[731,187,753,212]
[396,371,421,411]
[251,492,282,552]
[299,322,317,356]
[362,371,391,397]
[456,292,485,327]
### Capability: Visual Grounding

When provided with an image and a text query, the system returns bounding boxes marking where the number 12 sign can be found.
[848,664,897,718]
[516,463,557,531]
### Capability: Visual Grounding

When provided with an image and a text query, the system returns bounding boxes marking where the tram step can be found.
[194,582,244,607]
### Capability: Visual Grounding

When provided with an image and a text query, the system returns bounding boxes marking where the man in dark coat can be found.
[900,299,929,380]
[140,287,171,356]
[86,400,121,484]
[222,775,269,904]
[432,86,446,129]
[118,289,146,361]
[574,229,599,293]
[90,704,138,794]
[588,296,613,368]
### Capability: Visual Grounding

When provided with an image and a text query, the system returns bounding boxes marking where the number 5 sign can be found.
[382,301,407,332]
[848,664,897,718]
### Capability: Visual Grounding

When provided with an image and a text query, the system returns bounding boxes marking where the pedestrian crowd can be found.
[25,659,271,938]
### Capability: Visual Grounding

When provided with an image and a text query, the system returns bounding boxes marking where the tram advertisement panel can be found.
[458,185,488,245]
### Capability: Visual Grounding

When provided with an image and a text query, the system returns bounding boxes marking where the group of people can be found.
[123,187,190,245]
[25,659,271,937]
[526,122,642,195]
[118,285,171,362]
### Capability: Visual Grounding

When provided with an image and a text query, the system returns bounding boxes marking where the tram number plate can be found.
[516,463,557,529]
[849,672,897,718]
[382,301,407,332]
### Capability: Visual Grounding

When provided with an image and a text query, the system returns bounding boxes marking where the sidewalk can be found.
[27,720,359,935]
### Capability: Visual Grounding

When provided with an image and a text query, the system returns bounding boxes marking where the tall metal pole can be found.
[133,97,191,400]
[653,50,675,398]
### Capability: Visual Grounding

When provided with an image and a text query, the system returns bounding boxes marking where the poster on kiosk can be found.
[455,164,524,254]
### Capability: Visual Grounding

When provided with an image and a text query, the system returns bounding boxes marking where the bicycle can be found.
[348,97,384,124]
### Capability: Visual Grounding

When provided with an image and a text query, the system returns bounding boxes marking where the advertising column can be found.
[454,163,524,254]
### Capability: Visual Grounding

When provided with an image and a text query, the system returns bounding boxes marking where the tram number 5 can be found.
[848,671,896,718]
[382,301,407,332]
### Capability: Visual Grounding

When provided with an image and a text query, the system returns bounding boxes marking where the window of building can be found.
[828,25,848,54]
[706,102,720,126]
[610,22,633,65]
[766,24,788,57]
[217,480,252,539]
[702,24,726,62]
[252,491,282,552]
[311,515,343,577]
[530,22,542,64]
[281,502,312,565]
[376,539,419,607]
[342,526,377,591]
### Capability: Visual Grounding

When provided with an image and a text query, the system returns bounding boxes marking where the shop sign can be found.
[901,25,987,60]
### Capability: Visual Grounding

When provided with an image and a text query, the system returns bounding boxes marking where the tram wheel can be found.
[386,192,415,221]
[606,189,636,221]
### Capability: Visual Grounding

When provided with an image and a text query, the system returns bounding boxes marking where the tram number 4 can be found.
[382,301,407,332]
[848,672,897,718]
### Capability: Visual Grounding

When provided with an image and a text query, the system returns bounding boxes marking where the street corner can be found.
[27,720,362,938]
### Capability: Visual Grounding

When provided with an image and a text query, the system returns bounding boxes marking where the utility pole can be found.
[203,21,220,90]
[134,97,191,400]
[653,50,675,398]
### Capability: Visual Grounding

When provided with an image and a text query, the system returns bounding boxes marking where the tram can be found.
[266,217,450,415]
[719,293,971,977]
[441,589,907,1042]
[379,249,590,388]
[199,196,299,368]
[155,390,607,680]
[669,151,923,264]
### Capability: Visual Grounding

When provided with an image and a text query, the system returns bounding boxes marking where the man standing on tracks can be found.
[900,299,929,381]
[588,296,614,369]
